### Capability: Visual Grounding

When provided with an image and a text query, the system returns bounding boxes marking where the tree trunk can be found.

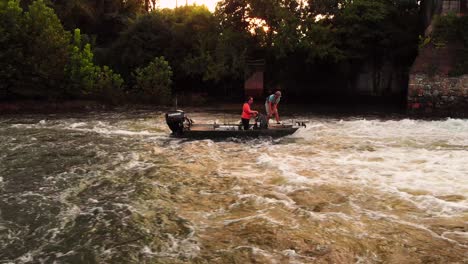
[420,0,443,31]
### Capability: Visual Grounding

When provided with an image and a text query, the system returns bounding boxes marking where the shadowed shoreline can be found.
[1,99,466,119]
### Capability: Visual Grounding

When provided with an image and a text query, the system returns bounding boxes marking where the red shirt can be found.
[241,103,253,119]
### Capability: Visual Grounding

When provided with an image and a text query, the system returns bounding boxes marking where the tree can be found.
[432,14,468,76]
[66,29,96,96]
[305,0,347,18]
[213,0,420,98]
[94,65,125,104]
[51,0,145,45]
[213,0,345,96]
[215,0,250,31]
[107,5,222,93]
[168,5,219,82]
[334,0,419,93]
[133,56,172,104]
[214,0,344,61]
[0,0,25,99]
[66,29,124,100]
[16,0,71,99]
[106,13,172,80]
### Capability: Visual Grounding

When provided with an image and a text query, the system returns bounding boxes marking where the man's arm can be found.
[246,104,258,115]
[271,103,278,114]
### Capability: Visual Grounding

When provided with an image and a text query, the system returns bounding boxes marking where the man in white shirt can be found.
[265,91,281,124]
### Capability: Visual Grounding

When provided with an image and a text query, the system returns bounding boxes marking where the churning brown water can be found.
[0,110,467,263]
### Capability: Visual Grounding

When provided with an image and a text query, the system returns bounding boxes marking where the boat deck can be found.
[189,123,294,131]
[173,123,299,139]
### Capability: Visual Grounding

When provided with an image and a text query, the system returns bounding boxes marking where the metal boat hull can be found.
[171,124,299,139]
[165,110,305,139]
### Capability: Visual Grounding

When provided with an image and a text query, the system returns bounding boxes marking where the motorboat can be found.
[165,110,306,139]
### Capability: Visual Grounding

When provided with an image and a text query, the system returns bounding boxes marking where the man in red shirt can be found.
[241,96,258,130]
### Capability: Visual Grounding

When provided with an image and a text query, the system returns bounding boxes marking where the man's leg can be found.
[265,102,271,123]
[241,118,250,130]
[274,111,280,123]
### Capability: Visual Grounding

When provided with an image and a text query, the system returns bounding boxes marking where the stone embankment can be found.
[408,74,468,116]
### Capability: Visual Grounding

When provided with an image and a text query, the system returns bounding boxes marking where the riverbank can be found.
[0,98,406,112]
[0,100,109,114]
[1,99,466,119]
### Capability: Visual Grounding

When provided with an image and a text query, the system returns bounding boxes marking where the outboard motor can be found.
[254,113,268,129]
[165,110,186,134]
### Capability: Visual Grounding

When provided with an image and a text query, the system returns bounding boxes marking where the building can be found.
[244,59,265,98]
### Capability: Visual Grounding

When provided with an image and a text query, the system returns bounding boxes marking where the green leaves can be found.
[66,29,97,95]
[0,0,24,97]
[432,14,462,45]
[0,0,424,101]
[216,0,346,62]
[66,29,124,100]
[52,0,144,45]
[0,0,71,98]
[133,56,173,105]
[106,5,226,93]
[432,14,468,76]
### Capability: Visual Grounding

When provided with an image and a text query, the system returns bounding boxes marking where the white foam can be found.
[72,126,160,136]
[140,232,200,259]
[441,231,468,241]
[17,253,33,263]
[69,122,87,128]
[252,118,468,217]
[87,198,99,204]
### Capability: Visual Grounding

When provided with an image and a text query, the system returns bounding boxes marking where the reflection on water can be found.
[0,111,467,263]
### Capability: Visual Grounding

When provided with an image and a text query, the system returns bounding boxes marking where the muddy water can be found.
[0,111,467,263]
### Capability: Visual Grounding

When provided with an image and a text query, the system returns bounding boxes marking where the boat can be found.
[165,110,306,139]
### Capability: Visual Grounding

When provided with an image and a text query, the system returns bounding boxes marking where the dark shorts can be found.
[241,118,250,130]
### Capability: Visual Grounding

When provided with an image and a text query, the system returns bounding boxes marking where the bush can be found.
[432,14,459,45]
[23,0,71,98]
[432,14,468,76]
[0,0,71,99]
[133,57,173,105]
[65,29,125,102]
[94,66,125,105]
[0,0,24,98]
[66,29,96,97]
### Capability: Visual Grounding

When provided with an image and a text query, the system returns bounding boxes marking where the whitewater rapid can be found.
[0,111,466,263]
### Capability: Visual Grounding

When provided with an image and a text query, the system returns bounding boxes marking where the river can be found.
[0,110,467,263]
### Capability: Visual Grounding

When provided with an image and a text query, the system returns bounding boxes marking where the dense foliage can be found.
[432,14,468,76]
[0,0,70,99]
[66,29,124,100]
[211,0,420,98]
[0,0,126,102]
[133,56,172,104]
[0,0,428,104]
